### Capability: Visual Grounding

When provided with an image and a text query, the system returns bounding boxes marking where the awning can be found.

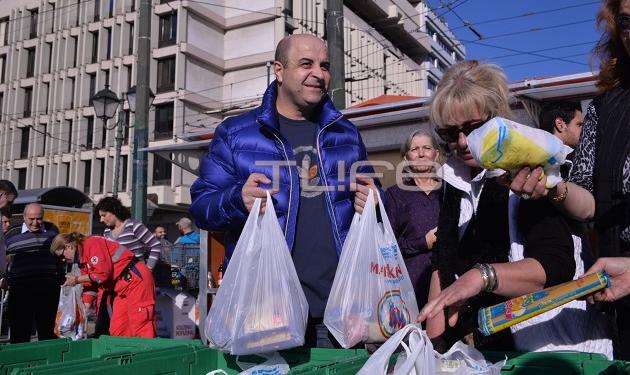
[12,187,93,213]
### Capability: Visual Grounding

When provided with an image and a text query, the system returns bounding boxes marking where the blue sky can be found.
[425,0,602,83]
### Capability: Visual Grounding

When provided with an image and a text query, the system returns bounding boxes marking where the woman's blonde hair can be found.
[429,60,512,129]
[50,232,86,255]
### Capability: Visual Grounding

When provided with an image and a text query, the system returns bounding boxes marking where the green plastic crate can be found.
[0,336,203,375]
[7,345,372,375]
[211,347,372,375]
[482,351,627,375]
[11,346,200,375]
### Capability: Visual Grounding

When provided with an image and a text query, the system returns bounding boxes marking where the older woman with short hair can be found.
[385,129,443,311]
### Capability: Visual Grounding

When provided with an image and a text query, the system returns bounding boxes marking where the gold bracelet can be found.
[550,180,569,202]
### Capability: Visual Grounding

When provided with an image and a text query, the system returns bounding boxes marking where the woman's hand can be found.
[509,166,548,200]
[425,227,438,250]
[63,274,79,287]
[586,257,630,303]
[417,268,484,327]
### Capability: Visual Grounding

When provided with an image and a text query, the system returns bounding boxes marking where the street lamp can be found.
[126,85,155,113]
[91,85,132,199]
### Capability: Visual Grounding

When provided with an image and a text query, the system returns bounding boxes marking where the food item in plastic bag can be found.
[204,191,309,355]
[54,285,86,340]
[478,271,610,336]
[466,117,573,188]
[324,189,419,348]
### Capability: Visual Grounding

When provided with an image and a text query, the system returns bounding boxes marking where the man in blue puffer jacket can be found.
[190,34,381,348]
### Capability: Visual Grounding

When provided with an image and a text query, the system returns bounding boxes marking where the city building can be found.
[0,0,462,230]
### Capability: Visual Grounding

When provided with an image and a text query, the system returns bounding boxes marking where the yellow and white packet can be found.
[467,117,573,188]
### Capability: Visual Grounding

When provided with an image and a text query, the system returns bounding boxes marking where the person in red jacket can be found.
[51,232,156,337]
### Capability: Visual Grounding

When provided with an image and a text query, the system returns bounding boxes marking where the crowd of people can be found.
[190,0,630,361]
[0,186,200,342]
[0,0,628,363]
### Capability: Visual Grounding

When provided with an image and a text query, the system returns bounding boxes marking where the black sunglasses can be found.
[619,14,630,31]
[436,117,489,143]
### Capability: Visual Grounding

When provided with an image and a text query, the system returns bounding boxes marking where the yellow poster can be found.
[43,208,91,235]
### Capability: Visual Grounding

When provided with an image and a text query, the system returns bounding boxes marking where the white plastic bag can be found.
[236,352,290,375]
[204,191,309,355]
[324,189,419,348]
[466,117,573,188]
[54,285,86,340]
[435,341,505,375]
[358,324,435,375]
[358,324,505,375]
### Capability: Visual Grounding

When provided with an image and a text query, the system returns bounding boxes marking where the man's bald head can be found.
[23,203,43,232]
[275,34,327,67]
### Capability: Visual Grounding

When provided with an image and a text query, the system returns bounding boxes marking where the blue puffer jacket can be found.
[190,82,381,260]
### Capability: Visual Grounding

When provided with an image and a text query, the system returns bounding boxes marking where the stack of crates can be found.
[0,337,372,375]
[1,336,627,374]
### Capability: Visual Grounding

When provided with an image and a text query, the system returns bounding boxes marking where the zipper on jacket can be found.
[257,120,293,237]
[316,114,343,250]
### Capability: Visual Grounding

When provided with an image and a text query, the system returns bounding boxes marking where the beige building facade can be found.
[0,0,462,226]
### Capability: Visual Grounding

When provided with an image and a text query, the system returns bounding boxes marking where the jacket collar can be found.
[256,81,343,130]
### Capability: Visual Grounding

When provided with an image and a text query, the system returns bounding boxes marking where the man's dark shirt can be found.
[278,114,338,318]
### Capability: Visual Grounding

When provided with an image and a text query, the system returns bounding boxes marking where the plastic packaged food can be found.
[467,117,573,188]
[478,272,610,336]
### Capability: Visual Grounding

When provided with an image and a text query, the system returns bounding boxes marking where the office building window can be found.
[43,83,49,113]
[101,120,107,147]
[154,103,173,140]
[69,78,75,109]
[104,69,110,86]
[122,110,130,145]
[17,169,26,190]
[63,162,71,186]
[71,36,78,67]
[108,0,113,18]
[94,0,100,22]
[86,117,94,149]
[23,87,32,117]
[20,127,30,159]
[89,73,96,103]
[83,160,91,193]
[26,48,35,77]
[0,17,9,46]
[97,158,105,193]
[152,154,171,185]
[158,13,177,47]
[41,124,47,154]
[126,65,132,90]
[0,93,3,121]
[0,55,5,83]
[120,155,128,191]
[46,42,52,72]
[106,28,111,60]
[49,3,55,33]
[67,120,73,152]
[91,31,99,63]
[127,22,134,55]
[29,9,38,39]
[156,57,175,93]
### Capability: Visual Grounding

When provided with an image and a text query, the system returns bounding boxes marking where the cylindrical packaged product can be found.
[478,272,610,336]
